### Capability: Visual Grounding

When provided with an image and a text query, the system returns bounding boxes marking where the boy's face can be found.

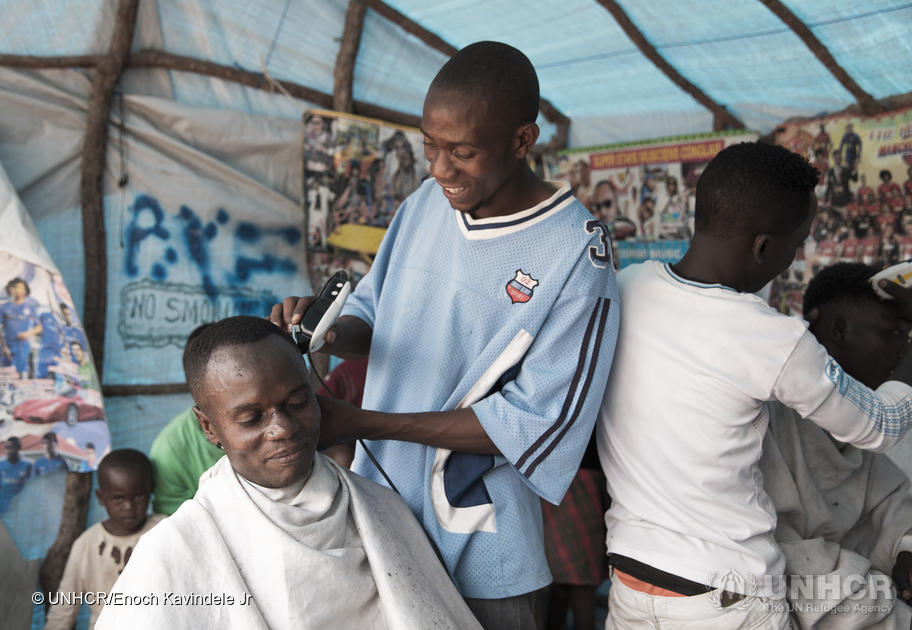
[823,299,909,389]
[96,466,151,536]
[421,89,524,219]
[194,336,321,489]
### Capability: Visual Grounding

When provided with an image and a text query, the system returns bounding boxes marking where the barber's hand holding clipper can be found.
[269,271,370,450]
[268,272,372,359]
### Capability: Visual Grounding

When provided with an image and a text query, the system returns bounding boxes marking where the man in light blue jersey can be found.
[272,41,619,629]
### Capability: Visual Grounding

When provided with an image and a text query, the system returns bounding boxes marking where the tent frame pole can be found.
[359,0,570,149]
[758,0,884,116]
[333,0,367,114]
[39,0,140,604]
[595,0,745,131]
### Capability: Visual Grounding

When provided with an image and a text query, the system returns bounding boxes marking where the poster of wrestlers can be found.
[302,109,429,290]
[547,131,757,269]
[0,253,110,513]
[772,106,912,315]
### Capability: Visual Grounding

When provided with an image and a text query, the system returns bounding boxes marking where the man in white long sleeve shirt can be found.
[597,142,912,629]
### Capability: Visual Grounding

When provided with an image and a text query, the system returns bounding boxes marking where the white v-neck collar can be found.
[455,182,574,240]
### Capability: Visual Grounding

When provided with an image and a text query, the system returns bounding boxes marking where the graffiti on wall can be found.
[117,193,304,349]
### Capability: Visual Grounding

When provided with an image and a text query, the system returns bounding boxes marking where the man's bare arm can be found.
[317,396,500,455]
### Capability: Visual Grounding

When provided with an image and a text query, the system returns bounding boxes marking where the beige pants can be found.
[606,571,793,630]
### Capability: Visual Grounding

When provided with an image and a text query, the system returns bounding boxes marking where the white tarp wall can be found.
[0,62,314,629]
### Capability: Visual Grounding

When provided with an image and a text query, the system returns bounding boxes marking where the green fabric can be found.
[149,406,224,515]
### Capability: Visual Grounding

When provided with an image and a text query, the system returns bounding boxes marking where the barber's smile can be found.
[439,182,468,202]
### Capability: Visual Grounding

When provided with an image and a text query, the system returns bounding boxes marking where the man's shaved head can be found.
[183,316,300,403]
[428,41,539,131]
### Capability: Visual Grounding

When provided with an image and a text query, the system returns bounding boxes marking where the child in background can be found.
[43,449,164,629]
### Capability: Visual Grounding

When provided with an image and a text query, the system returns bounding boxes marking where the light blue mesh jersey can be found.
[342,178,620,598]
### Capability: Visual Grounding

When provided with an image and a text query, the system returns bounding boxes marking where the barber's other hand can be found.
[316,395,361,449]
[891,551,912,603]
[269,296,316,331]
[878,280,912,320]
[268,296,346,348]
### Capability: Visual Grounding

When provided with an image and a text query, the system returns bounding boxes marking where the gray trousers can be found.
[464,588,546,630]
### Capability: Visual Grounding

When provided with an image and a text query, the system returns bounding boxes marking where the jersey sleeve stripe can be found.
[514,297,605,472]
[522,298,612,477]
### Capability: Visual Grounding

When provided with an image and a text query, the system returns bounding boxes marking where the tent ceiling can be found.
[1,0,910,145]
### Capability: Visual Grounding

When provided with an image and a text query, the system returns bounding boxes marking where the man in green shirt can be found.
[149,405,224,515]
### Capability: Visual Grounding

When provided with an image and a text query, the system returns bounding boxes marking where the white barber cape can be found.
[97,453,481,630]
[761,401,912,629]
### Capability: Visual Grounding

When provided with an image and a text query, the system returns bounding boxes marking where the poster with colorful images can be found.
[0,253,109,513]
[772,106,912,315]
[302,109,429,290]
[547,131,757,269]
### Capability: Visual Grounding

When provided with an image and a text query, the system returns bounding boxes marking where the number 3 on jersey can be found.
[585,219,613,268]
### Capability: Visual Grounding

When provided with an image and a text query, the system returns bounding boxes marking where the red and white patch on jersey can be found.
[506,270,539,304]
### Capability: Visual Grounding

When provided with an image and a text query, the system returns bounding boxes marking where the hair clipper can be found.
[871,261,912,300]
[290,271,351,353]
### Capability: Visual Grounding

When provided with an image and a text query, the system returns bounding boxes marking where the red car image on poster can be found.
[13,390,104,427]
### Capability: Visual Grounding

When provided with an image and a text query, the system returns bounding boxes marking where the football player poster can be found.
[0,168,109,514]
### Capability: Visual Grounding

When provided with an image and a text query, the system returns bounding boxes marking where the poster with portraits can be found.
[547,131,757,269]
[302,109,429,290]
[772,106,912,315]
[0,258,109,514]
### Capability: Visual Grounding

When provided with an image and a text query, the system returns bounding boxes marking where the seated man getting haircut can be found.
[97,316,480,630]
[762,263,912,629]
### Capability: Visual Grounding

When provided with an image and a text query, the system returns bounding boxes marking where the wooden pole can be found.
[360,0,571,146]
[758,0,884,116]
[41,0,141,601]
[103,383,189,396]
[0,54,103,68]
[81,0,140,379]
[39,473,92,600]
[128,49,421,127]
[596,0,745,131]
[333,1,367,113]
